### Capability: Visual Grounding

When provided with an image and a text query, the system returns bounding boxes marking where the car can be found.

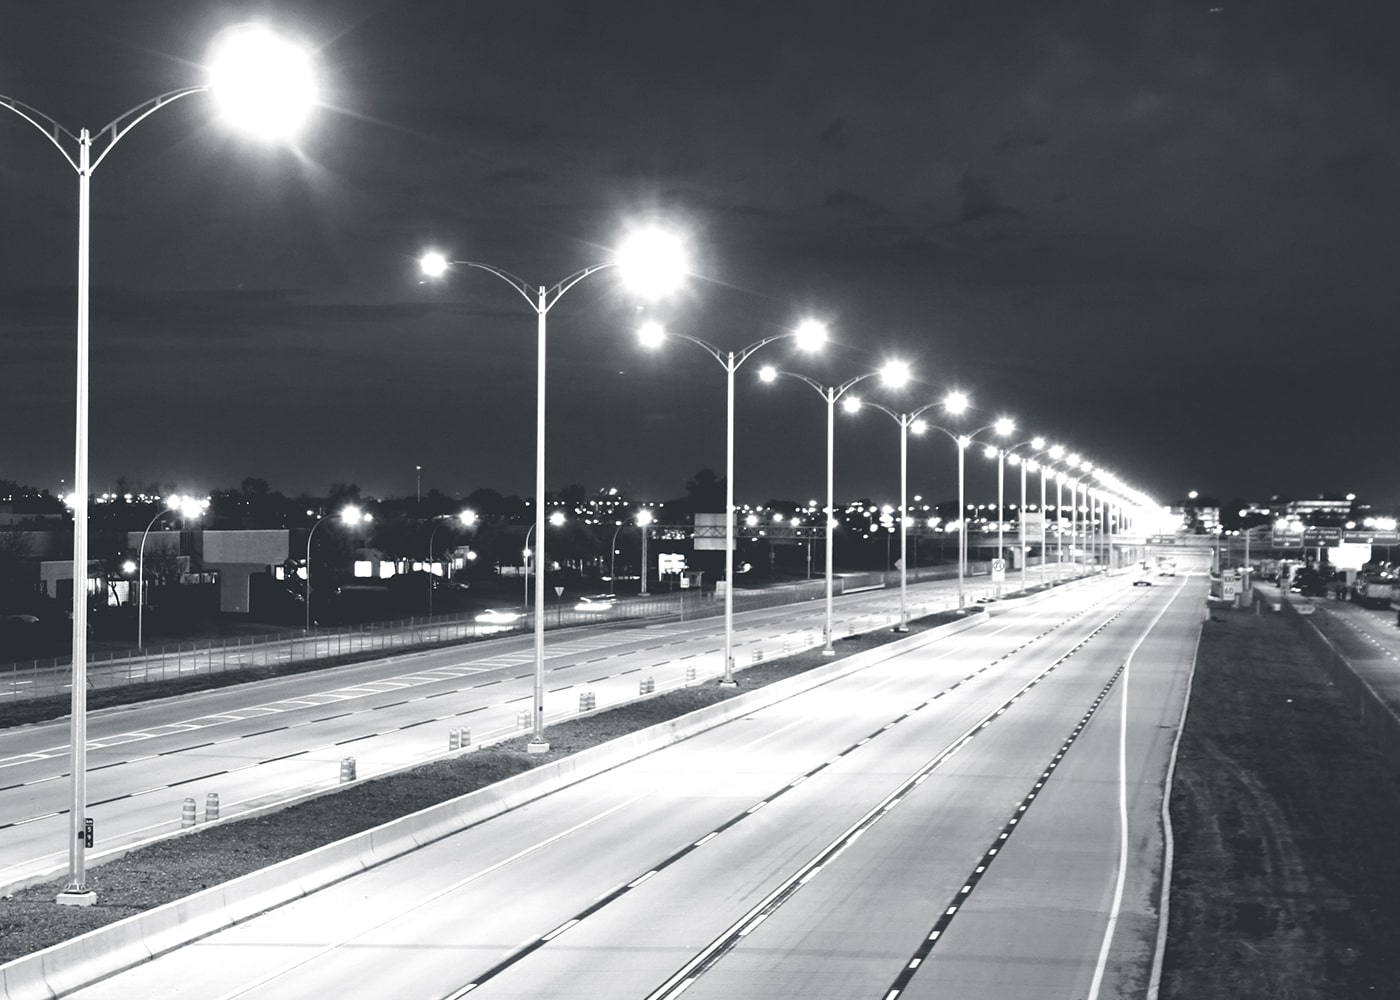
[574,594,618,613]
[1133,578,1153,587]
[474,608,524,625]
[1159,569,1176,577]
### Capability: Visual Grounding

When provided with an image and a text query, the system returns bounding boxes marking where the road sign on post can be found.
[991,558,1006,583]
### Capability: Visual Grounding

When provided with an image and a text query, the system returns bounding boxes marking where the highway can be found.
[63,572,1201,999]
[0,573,1063,892]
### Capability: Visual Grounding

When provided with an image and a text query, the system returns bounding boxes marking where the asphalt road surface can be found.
[65,572,1201,999]
[0,573,1069,891]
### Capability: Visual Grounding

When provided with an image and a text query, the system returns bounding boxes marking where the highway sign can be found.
[991,558,1006,583]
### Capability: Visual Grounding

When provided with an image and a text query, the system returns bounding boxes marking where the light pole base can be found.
[893,625,909,633]
[526,740,550,755]
[821,647,836,657]
[57,889,97,907]
[718,678,738,688]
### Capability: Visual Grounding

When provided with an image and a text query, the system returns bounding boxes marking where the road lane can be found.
[60,575,1189,999]
[0,576,1101,890]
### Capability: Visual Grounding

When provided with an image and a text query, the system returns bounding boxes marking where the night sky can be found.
[2,1,1397,511]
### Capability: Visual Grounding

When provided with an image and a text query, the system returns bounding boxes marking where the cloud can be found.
[823,190,886,217]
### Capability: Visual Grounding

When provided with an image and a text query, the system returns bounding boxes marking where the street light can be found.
[137,494,208,649]
[844,391,967,630]
[609,508,652,594]
[420,223,687,753]
[306,505,371,631]
[640,318,826,685]
[1048,445,1067,573]
[426,509,477,616]
[523,510,568,610]
[759,359,911,653]
[0,24,316,907]
[1004,436,1046,593]
[637,508,654,595]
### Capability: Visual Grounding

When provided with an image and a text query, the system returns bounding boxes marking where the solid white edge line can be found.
[1145,619,1201,999]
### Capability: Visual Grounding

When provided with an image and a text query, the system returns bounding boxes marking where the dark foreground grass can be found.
[0,611,971,964]
[1161,609,1400,998]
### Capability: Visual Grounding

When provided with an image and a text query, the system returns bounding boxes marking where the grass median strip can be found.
[0,611,971,963]
[1160,607,1400,997]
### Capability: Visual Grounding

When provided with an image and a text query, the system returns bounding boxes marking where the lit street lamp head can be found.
[339,505,370,526]
[637,320,667,348]
[793,319,828,351]
[207,24,316,138]
[615,225,688,297]
[419,251,450,278]
[944,390,970,415]
[879,360,912,388]
[994,416,1016,437]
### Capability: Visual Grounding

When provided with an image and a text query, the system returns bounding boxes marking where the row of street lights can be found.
[6,20,1159,905]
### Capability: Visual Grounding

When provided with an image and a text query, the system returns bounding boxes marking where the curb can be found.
[1,612,989,1000]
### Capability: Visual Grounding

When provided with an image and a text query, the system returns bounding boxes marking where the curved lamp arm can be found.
[0,87,207,173]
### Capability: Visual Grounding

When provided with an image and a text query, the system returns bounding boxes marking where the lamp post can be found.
[137,495,207,649]
[638,508,653,595]
[306,505,370,631]
[975,418,1017,595]
[1047,445,1066,576]
[846,391,966,630]
[1,24,315,907]
[1003,436,1046,593]
[609,508,653,594]
[420,225,686,753]
[759,361,910,653]
[640,320,826,684]
[426,509,476,616]
[523,510,567,610]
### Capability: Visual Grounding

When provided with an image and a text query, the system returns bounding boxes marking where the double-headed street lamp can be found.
[427,510,477,616]
[759,361,911,653]
[845,391,966,630]
[136,495,208,649]
[1,24,316,907]
[306,505,371,631]
[640,320,827,684]
[420,225,686,753]
[1002,436,1046,593]
[959,417,1014,597]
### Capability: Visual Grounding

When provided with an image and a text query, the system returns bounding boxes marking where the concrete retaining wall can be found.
[1,611,990,1000]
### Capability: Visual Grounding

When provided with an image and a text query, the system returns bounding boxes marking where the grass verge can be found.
[0,609,974,963]
[1160,608,1400,997]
